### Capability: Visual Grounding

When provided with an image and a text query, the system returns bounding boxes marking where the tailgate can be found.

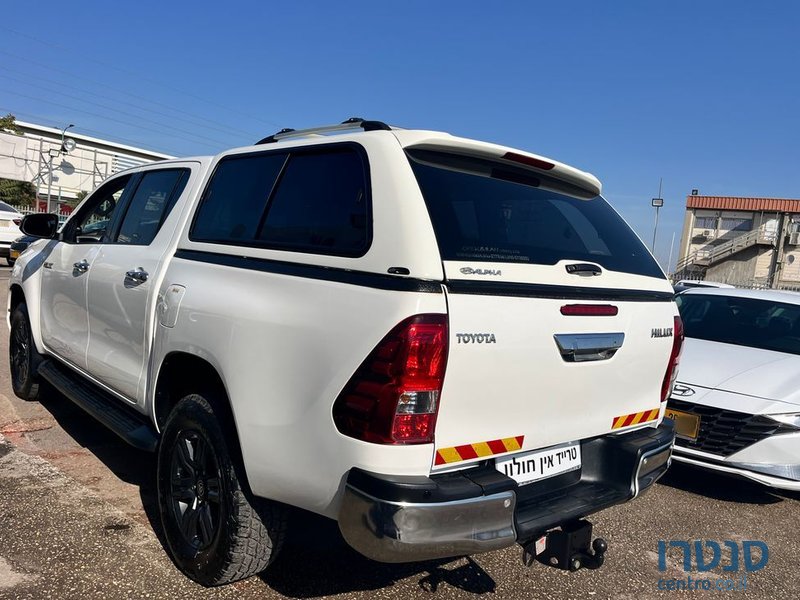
[434,263,677,470]
[403,146,678,471]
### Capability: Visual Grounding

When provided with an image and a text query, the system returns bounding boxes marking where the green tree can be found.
[62,190,87,209]
[0,114,22,134]
[0,177,36,207]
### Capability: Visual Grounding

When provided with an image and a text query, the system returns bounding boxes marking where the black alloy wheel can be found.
[9,303,41,400]
[168,429,223,551]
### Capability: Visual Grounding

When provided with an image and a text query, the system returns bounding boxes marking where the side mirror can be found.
[20,213,60,239]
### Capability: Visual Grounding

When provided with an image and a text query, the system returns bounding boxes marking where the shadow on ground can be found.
[658,462,799,505]
[35,384,498,597]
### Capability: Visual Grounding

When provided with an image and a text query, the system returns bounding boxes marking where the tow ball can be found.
[522,519,608,571]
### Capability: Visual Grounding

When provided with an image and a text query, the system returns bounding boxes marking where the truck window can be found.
[191,145,370,257]
[257,148,369,256]
[115,169,189,245]
[408,149,663,279]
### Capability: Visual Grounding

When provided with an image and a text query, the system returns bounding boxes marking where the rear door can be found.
[86,166,194,403]
[406,150,678,469]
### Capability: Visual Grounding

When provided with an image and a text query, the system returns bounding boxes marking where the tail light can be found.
[12,218,21,226]
[661,315,684,402]
[333,314,448,444]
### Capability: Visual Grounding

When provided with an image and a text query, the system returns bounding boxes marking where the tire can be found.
[157,394,286,586]
[9,302,42,401]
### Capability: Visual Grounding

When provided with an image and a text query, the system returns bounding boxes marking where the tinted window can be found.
[676,294,800,355]
[192,153,287,243]
[191,146,370,256]
[409,150,663,278]
[258,149,368,254]
[68,175,132,243]
[115,169,188,245]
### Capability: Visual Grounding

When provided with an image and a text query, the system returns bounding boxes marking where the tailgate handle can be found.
[565,263,602,276]
[553,333,624,362]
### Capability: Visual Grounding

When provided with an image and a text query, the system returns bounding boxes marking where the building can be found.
[675,193,800,288]
[0,120,172,212]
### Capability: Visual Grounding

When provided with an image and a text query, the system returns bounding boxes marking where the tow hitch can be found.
[522,520,608,571]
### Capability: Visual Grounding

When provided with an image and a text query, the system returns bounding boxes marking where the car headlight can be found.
[768,413,800,429]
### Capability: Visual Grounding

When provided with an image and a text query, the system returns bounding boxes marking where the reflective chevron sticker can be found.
[435,435,525,465]
[612,408,661,429]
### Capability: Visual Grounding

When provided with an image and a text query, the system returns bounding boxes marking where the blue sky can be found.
[1,1,798,269]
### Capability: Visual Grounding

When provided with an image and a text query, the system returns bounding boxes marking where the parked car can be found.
[0,201,23,265]
[673,280,735,294]
[8,234,35,266]
[9,119,679,586]
[667,288,800,490]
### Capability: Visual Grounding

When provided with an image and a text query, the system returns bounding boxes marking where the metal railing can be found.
[674,226,777,273]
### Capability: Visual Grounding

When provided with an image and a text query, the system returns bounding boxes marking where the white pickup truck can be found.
[8,119,680,586]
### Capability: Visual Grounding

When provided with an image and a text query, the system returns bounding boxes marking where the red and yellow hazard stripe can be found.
[435,435,524,466]
[612,407,660,429]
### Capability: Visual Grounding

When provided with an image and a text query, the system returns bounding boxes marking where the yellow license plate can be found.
[10,249,19,259]
[665,408,700,440]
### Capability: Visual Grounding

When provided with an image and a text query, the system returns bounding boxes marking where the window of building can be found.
[719,218,752,232]
[694,216,717,229]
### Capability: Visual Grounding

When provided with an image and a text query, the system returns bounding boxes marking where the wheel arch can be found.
[153,351,253,492]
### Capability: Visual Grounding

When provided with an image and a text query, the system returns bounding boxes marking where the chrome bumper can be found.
[339,421,675,563]
[338,486,517,563]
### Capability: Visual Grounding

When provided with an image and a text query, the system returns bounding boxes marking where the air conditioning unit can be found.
[790,231,800,245]
[703,230,711,237]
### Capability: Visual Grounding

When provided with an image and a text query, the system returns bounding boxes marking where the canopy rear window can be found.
[408,150,663,279]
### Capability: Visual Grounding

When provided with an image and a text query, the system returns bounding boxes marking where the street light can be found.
[46,124,75,212]
[651,178,664,253]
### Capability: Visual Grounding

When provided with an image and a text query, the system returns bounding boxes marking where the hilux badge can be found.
[651,327,673,338]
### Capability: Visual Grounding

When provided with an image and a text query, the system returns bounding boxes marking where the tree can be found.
[62,190,87,209]
[0,114,22,135]
[0,177,36,207]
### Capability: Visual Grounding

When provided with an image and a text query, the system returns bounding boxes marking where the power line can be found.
[0,64,256,139]
[0,106,184,156]
[0,28,281,129]
[0,73,242,148]
[1,89,235,152]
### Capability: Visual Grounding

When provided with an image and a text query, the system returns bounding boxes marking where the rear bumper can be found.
[338,420,675,563]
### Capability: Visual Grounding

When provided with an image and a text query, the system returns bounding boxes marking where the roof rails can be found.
[255,117,392,145]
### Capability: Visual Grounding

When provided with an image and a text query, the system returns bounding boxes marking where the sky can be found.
[1,1,799,270]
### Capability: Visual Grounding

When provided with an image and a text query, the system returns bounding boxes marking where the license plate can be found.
[495,442,581,486]
[9,249,19,259]
[0,220,9,227]
[665,408,700,440]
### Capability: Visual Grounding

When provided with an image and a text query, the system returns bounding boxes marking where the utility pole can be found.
[651,178,664,253]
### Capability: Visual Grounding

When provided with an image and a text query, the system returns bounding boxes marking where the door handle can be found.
[553,332,625,362]
[73,259,90,273]
[125,268,149,283]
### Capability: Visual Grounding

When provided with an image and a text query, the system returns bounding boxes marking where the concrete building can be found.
[675,193,800,288]
[0,120,172,212]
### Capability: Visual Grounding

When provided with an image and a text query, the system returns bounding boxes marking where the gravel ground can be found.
[1,266,798,599]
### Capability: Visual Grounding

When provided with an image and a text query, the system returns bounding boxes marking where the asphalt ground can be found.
[0,265,798,599]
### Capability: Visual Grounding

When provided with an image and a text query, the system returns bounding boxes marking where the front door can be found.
[39,175,133,370]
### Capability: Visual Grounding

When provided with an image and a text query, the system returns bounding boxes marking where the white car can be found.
[668,288,800,490]
[0,201,22,265]
[9,119,679,585]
